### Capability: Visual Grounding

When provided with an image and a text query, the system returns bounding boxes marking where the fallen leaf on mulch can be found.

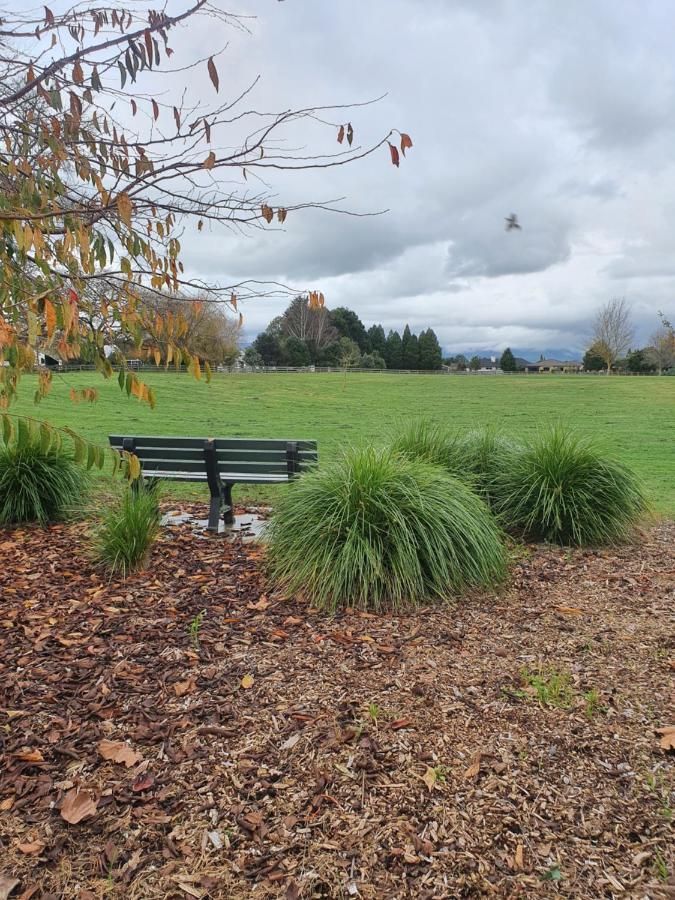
[421,766,438,792]
[514,843,524,869]
[240,673,254,689]
[132,773,154,793]
[17,841,45,855]
[98,739,142,768]
[13,749,43,763]
[553,605,583,615]
[656,726,675,751]
[60,789,98,825]
[463,752,482,780]
[0,875,19,900]
[174,678,196,697]
[390,717,413,730]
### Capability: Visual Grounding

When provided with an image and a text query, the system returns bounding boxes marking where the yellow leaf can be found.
[240,674,254,689]
[117,192,133,229]
[421,766,437,792]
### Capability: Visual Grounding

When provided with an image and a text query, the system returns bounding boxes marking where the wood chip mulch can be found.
[0,508,673,899]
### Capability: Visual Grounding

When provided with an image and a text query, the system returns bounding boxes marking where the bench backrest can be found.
[108,435,317,478]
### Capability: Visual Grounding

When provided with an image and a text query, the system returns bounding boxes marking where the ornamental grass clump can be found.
[494,425,647,546]
[92,482,161,576]
[458,426,524,507]
[267,446,506,613]
[0,435,88,525]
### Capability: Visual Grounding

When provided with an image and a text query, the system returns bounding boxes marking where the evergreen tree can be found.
[385,330,403,369]
[281,336,312,367]
[367,324,387,356]
[401,324,420,369]
[500,347,516,372]
[418,328,443,370]
[252,332,282,366]
[469,355,481,371]
[583,344,605,371]
[330,307,370,352]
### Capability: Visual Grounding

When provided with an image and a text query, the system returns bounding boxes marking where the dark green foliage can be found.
[494,426,647,546]
[418,328,443,370]
[500,347,516,372]
[283,336,312,367]
[459,427,523,506]
[330,307,370,352]
[626,348,657,373]
[384,329,403,368]
[92,483,161,576]
[367,324,387,356]
[360,352,386,369]
[583,343,606,371]
[401,324,419,369]
[251,331,282,366]
[469,355,481,371]
[267,447,506,612]
[0,437,89,525]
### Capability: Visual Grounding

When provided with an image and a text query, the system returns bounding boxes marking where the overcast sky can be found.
[174,0,675,355]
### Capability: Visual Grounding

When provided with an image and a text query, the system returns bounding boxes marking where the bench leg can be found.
[223,483,234,526]
[207,493,222,533]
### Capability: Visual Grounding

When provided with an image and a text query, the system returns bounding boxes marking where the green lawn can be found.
[10,371,675,513]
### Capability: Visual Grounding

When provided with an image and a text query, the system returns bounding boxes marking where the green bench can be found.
[108,434,318,532]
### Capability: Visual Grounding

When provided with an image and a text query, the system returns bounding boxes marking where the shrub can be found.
[494,425,647,546]
[0,437,88,525]
[92,483,161,576]
[267,446,506,612]
[392,420,522,507]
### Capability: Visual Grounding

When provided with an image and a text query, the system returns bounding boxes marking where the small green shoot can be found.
[189,610,206,650]
[582,689,605,718]
[541,864,563,882]
[653,852,668,881]
[519,666,574,709]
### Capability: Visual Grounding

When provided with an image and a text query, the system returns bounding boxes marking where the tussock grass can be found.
[267,446,506,612]
[495,425,647,546]
[92,483,160,576]
[0,439,88,525]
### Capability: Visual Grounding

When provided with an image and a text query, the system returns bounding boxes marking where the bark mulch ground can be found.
[0,508,673,899]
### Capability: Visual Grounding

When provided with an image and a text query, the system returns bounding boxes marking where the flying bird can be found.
[505,213,522,231]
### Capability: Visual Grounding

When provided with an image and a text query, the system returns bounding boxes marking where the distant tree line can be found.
[243,298,443,370]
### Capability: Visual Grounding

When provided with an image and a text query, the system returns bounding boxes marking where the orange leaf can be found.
[117,192,133,229]
[14,748,44,763]
[60,788,98,825]
[388,142,400,168]
[337,124,345,144]
[203,151,216,170]
[400,132,413,155]
[44,298,56,340]
[207,57,219,92]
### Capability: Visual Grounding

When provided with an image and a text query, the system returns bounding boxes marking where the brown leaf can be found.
[261,205,274,224]
[14,748,44,763]
[132,773,155,792]
[152,99,159,120]
[656,726,675,751]
[337,124,345,144]
[389,718,412,730]
[388,142,400,168]
[60,788,98,824]
[553,605,582,616]
[203,151,216,170]
[72,59,84,85]
[421,766,437,792]
[207,57,219,92]
[98,739,142,768]
[174,677,196,697]
[240,673,254,689]
[44,299,56,341]
[17,841,45,855]
[400,132,413,155]
[463,752,481,780]
[347,122,354,146]
[173,106,181,131]
[117,193,132,229]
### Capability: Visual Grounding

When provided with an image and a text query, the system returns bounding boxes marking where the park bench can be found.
[108,434,318,532]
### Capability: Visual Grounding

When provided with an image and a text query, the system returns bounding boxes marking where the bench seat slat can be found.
[110,446,316,465]
[142,470,291,484]
[140,460,292,475]
[110,435,317,452]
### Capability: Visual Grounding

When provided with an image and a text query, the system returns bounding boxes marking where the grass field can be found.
[10,371,675,513]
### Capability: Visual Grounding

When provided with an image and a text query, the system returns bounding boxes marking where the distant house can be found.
[524,358,583,373]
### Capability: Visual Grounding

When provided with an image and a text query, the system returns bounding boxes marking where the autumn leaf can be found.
[152,98,159,120]
[18,841,45,855]
[554,605,582,616]
[98,739,142,768]
[400,132,413,156]
[463,752,482,780]
[44,298,57,340]
[203,151,216,170]
[514,843,524,870]
[14,748,44,763]
[240,673,254,689]
[261,204,274,224]
[347,122,354,146]
[337,124,345,144]
[388,142,400,168]
[60,788,98,824]
[656,726,675,751]
[132,773,154,792]
[174,678,195,697]
[72,59,84,85]
[421,765,437,792]
[117,192,133,229]
[207,56,219,92]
